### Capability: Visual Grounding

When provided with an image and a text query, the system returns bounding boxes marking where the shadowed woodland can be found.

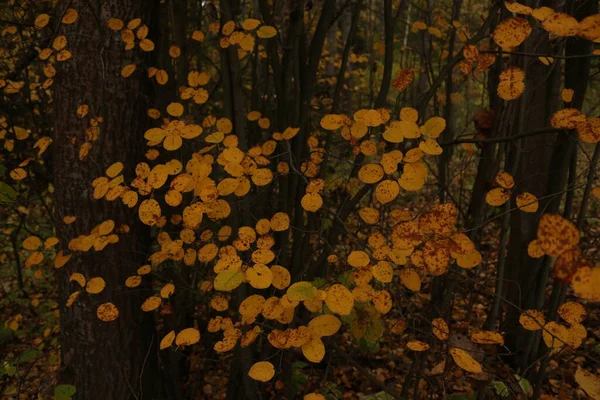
[1,0,600,399]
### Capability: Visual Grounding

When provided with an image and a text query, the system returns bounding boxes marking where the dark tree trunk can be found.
[53,1,158,399]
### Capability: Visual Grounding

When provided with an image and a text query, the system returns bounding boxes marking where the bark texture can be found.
[53,1,158,399]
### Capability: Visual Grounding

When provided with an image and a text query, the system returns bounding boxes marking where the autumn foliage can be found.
[1,0,600,399]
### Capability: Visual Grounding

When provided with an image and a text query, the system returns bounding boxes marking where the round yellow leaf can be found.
[325,284,354,316]
[358,164,384,184]
[516,192,539,212]
[347,251,370,268]
[248,361,275,382]
[175,328,200,346]
[485,187,510,207]
[492,17,531,48]
[86,277,106,294]
[257,25,277,39]
[246,264,273,289]
[301,192,323,212]
[308,314,342,337]
[97,302,119,322]
[23,236,41,250]
[302,337,325,363]
[167,102,184,117]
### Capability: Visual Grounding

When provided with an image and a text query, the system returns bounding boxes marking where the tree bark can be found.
[53,1,158,399]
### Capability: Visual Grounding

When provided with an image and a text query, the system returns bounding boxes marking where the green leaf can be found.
[0,182,17,203]
[213,269,244,291]
[54,384,76,397]
[490,381,509,397]
[359,392,394,400]
[18,349,38,362]
[0,164,6,176]
[286,281,317,301]
[515,375,532,395]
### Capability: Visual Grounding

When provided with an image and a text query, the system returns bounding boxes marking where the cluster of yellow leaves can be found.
[484,171,539,212]
[498,3,600,43]
[320,108,445,194]
[21,235,58,269]
[550,108,600,144]
[106,17,155,51]
[214,19,277,60]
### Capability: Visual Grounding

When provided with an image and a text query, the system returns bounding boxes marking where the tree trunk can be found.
[53,1,158,399]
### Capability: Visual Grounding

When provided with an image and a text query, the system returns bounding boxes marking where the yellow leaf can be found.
[139,38,155,51]
[516,192,539,212]
[141,296,162,312]
[572,266,600,301]
[432,318,449,341]
[160,283,175,298]
[34,14,50,28]
[406,340,429,351]
[420,117,446,138]
[61,8,78,24]
[575,367,600,400]
[10,168,27,180]
[497,67,525,101]
[542,12,580,37]
[248,361,275,382]
[22,236,41,250]
[536,213,579,257]
[160,330,175,349]
[558,301,586,324]
[246,263,273,289]
[125,275,142,288]
[97,302,119,322]
[562,88,575,103]
[121,64,136,78]
[470,330,504,345]
[86,277,106,294]
[485,187,510,207]
[320,114,345,130]
[155,69,168,84]
[107,18,124,31]
[325,284,354,316]
[242,18,261,31]
[105,162,123,178]
[358,164,384,184]
[138,199,161,226]
[399,268,421,291]
[24,252,43,268]
[175,328,200,346]
[257,25,277,39]
[301,193,323,212]
[69,272,86,287]
[455,250,482,269]
[302,337,325,363]
[166,102,184,117]
[492,17,531,48]
[308,314,342,337]
[449,348,482,373]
